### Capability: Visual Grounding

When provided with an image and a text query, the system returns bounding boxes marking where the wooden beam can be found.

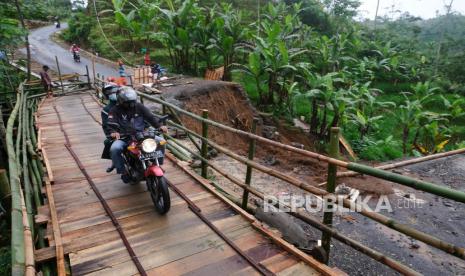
[41,147,53,183]
[44,177,65,275]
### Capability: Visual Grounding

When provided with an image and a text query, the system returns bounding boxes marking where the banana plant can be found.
[413,116,451,155]
[348,109,384,139]
[156,0,200,72]
[206,4,250,80]
[232,51,266,105]
[191,5,219,71]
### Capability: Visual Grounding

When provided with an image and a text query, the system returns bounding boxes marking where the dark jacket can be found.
[107,102,161,136]
[101,101,116,137]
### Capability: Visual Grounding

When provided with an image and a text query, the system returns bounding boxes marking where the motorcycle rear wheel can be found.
[147,176,170,215]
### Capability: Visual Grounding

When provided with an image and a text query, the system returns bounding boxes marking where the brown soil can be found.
[169,80,327,182]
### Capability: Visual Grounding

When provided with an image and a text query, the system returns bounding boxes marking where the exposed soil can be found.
[160,79,327,180]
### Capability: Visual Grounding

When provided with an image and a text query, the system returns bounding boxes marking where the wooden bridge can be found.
[5,67,465,276]
[32,92,337,275]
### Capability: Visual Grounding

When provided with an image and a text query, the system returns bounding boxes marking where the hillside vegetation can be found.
[4,0,465,162]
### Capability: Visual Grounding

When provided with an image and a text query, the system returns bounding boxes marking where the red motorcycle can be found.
[122,122,170,214]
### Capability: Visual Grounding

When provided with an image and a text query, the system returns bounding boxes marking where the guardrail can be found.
[93,76,464,275]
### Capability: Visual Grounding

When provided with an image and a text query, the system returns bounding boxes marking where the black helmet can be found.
[117,86,138,105]
[103,84,118,95]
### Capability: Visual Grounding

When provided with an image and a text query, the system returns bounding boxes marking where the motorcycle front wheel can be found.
[147,176,170,215]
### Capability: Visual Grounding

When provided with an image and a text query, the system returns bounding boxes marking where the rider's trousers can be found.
[110,140,127,174]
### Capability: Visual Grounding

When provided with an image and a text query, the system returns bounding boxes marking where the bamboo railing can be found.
[92,76,465,275]
[3,57,93,275]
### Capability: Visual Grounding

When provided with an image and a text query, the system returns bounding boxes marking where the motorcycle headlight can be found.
[141,138,157,153]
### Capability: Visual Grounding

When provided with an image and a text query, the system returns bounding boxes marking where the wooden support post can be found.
[129,75,134,87]
[55,56,64,95]
[85,65,91,89]
[321,127,339,263]
[242,118,258,209]
[201,109,209,178]
[92,56,96,85]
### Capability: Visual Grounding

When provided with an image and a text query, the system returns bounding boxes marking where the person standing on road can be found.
[39,65,52,97]
[118,59,126,77]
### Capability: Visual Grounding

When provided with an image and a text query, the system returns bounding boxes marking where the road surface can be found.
[25,23,118,78]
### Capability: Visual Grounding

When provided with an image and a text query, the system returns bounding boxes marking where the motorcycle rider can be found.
[70,44,80,60]
[100,83,120,172]
[107,87,167,183]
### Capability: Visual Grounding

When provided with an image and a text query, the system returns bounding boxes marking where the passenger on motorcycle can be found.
[100,83,120,172]
[107,87,167,183]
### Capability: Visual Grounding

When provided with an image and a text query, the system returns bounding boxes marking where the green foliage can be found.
[356,136,403,161]
[62,13,93,45]
[80,0,464,161]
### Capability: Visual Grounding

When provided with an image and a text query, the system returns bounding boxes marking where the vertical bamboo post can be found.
[92,56,96,85]
[321,127,339,263]
[242,118,258,209]
[201,109,209,178]
[55,56,64,95]
[129,75,134,87]
[85,65,91,89]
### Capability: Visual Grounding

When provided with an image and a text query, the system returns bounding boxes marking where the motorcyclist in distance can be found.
[107,87,167,183]
[70,44,80,60]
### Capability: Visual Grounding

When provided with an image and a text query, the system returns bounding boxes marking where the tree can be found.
[13,0,31,81]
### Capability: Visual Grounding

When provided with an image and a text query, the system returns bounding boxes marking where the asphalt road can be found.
[25,23,118,78]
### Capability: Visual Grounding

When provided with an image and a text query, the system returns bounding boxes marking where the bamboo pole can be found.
[28,163,41,210]
[344,147,465,178]
[160,96,201,152]
[6,90,25,275]
[86,65,91,89]
[15,93,23,176]
[21,93,34,236]
[0,106,7,150]
[317,147,465,187]
[55,56,64,95]
[242,118,258,209]
[19,184,35,276]
[166,120,465,259]
[201,109,209,178]
[321,128,339,263]
[27,141,42,181]
[165,135,421,275]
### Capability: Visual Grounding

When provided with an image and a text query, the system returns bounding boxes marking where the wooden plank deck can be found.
[35,92,334,275]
